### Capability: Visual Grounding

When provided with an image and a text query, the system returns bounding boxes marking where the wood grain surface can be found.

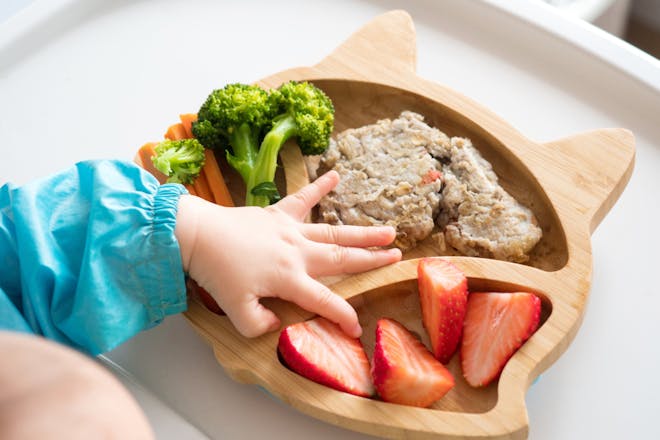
[183,10,635,440]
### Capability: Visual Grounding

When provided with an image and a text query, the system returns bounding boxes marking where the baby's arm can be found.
[0,160,189,355]
[175,171,401,338]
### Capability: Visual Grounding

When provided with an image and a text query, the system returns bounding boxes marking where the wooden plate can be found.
[183,10,635,439]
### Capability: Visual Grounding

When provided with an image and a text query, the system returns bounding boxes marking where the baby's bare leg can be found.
[0,332,153,440]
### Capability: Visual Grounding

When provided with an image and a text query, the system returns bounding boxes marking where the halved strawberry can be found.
[197,286,225,315]
[417,258,468,363]
[371,318,455,407]
[461,292,541,387]
[186,278,225,315]
[278,317,374,397]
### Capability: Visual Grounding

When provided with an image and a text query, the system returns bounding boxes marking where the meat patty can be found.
[317,111,445,251]
[435,137,542,263]
[317,111,542,262]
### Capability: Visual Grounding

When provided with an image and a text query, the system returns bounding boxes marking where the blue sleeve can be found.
[0,160,189,355]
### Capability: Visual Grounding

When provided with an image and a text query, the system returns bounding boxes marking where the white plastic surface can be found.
[539,0,631,37]
[1,1,659,439]
[99,356,210,440]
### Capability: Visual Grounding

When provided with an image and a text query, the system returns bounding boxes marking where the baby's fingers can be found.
[223,297,281,338]
[282,276,362,338]
[301,223,396,247]
[274,171,339,220]
[306,243,402,277]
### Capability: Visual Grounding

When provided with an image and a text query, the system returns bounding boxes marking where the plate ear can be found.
[314,10,417,79]
[541,128,635,233]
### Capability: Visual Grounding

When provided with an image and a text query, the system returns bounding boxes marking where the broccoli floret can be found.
[192,83,273,183]
[191,81,334,207]
[152,139,206,184]
[247,81,334,206]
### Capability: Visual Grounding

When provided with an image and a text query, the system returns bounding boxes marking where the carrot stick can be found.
[135,141,198,198]
[202,149,234,207]
[193,170,214,202]
[179,113,198,139]
[134,152,145,168]
[134,142,168,184]
[165,123,188,141]
[135,115,230,206]
[185,184,197,196]
[170,115,233,207]
[162,120,199,194]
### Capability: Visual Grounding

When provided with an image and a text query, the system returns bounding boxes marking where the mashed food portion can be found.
[436,137,542,263]
[317,111,542,262]
[317,111,445,251]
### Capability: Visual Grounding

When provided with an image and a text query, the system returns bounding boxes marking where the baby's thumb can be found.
[226,299,281,338]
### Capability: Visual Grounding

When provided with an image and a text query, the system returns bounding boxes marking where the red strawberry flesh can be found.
[461,292,541,387]
[278,317,374,397]
[417,258,468,363]
[186,278,225,315]
[372,318,455,407]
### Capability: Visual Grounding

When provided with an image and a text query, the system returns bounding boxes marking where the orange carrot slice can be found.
[184,184,197,196]
[134,142,168,184]
[135,141,197,196]
[203,150,234,207]
[165,123,188,140]
[193,170,213,202]
[179,113,198,139]
[135,114,231,207]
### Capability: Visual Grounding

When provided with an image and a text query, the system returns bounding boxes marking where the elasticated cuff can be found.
[141,183,189,322]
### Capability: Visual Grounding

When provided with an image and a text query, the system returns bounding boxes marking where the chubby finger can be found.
[275,171,339,220]
[222,297,281,338]
[301,223,397,247]
[281,276,361,338]
[306,243,402,277]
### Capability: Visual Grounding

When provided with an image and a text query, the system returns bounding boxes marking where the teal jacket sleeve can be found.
[0,160,189,355]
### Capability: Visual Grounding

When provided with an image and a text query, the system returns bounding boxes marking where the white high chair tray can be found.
[1,1,659,439]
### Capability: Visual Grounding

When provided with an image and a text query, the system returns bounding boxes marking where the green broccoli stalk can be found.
[192,81,334,207]
[192,83,273,185]
[247,81,334,206]
[152,139,206,184]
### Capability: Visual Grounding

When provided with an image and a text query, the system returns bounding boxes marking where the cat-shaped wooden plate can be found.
[183,10,635,439]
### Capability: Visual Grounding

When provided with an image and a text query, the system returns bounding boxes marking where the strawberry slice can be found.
[371,318,454,407]
[278,317,374,397]
[461,292,541,387]
[417,258,468,363]
[196,286,225,315]
[186,278,225,315]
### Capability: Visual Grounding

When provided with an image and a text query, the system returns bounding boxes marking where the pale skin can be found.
[0,332,154,440]
[0,171,400,439]
[175,170,402,338]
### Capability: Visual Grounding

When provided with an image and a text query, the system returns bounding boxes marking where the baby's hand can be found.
[175,171,401,338]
